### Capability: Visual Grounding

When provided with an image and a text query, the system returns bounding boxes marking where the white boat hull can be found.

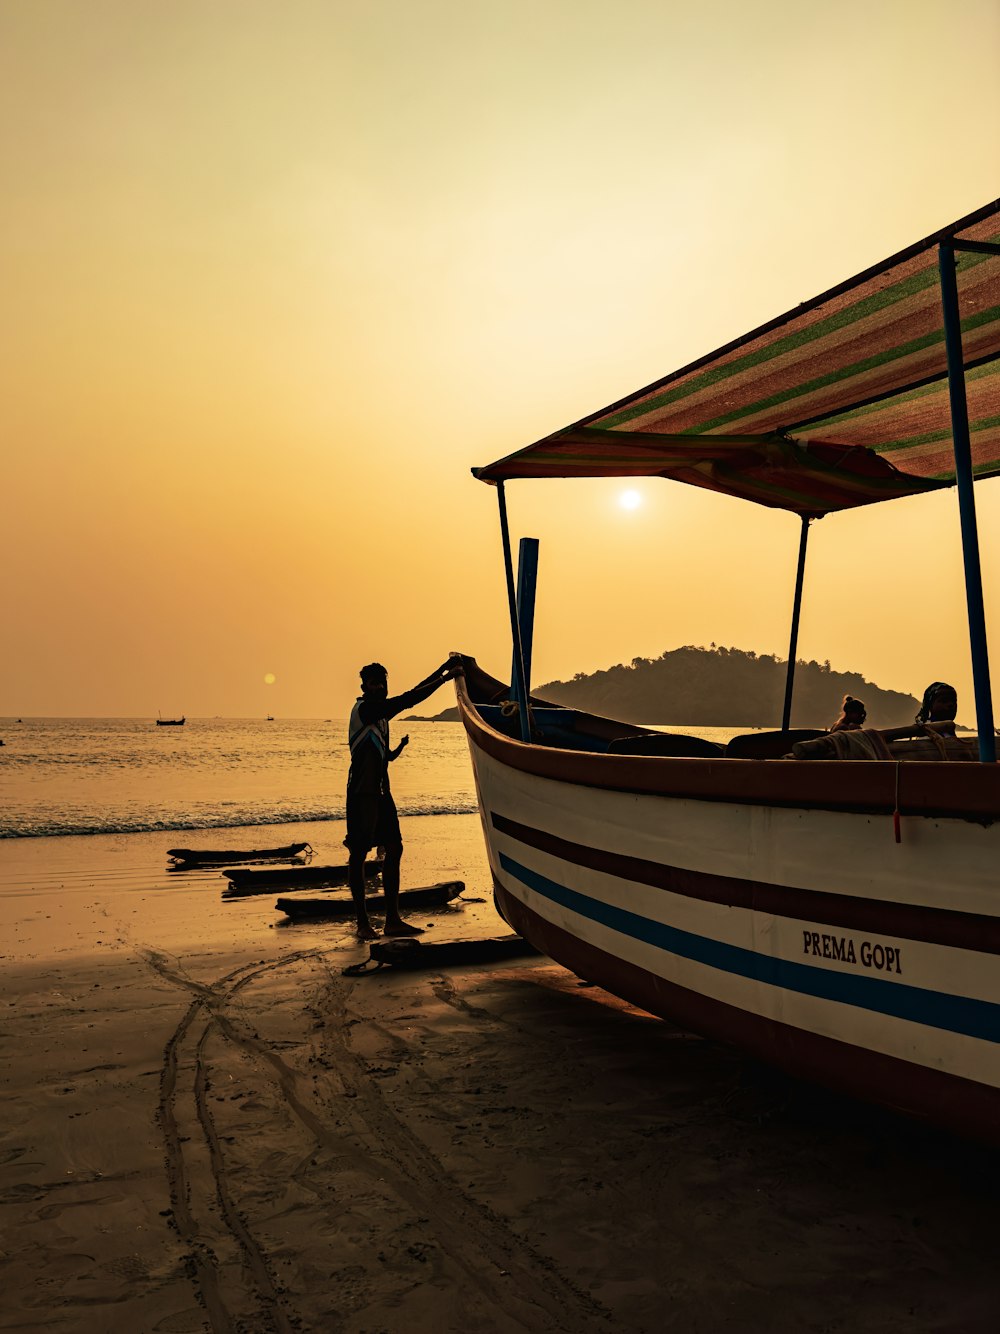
[458,670,1000,1141]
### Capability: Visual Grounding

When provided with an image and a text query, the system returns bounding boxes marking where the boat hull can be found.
[457,664,1000,1142]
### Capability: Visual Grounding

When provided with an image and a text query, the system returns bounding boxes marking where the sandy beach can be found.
[2,814,999,1333]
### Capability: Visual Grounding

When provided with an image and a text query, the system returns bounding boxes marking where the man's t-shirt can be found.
[346,683,439,796]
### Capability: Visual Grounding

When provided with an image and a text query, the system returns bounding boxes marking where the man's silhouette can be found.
[345,658,461,939]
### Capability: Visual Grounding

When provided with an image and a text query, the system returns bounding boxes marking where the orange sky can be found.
[2,1,999,719]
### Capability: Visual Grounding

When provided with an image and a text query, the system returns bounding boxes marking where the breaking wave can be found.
[1,799,480,839]
[0,716,480,839]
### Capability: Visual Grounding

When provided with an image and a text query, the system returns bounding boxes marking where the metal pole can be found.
[938,242,996,762]
[511,537,540,705]
[781,516,811,731]
[496,483,532,742]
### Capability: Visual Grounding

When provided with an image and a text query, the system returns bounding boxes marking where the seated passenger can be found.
[916,682,958,732]
[829,695,866,732]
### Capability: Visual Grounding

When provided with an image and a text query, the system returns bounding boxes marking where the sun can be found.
[264,672,276,685]
[619,489,642,511]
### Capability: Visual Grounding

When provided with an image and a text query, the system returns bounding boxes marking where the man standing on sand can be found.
[345,658,462,940]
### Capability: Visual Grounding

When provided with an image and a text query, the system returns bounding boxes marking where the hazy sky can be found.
[2,0,999,718]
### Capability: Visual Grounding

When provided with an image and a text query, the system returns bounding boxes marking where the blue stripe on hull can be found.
[498,852,1000,1045]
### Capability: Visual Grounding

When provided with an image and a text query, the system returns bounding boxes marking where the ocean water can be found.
[0,717,480,839]
[0,716,753,840]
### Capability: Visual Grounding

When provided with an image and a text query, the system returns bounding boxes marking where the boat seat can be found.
[607,733,724,758]
[725,728,825,759]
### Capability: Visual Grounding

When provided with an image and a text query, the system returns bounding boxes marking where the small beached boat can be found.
[167,841,313,868]
[223,860,382,894]
[276,880,464,921]
[459,200,1000,1143]
[367,933,538,969]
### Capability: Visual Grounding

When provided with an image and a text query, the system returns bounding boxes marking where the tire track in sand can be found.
[145,947,314,1334]
[158,994,236,1334]
[316,961,612,1333]
[147,945,610,1333]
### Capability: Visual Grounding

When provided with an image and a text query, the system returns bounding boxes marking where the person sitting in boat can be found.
[829,695,866,732]
[916,681,958,732]
[345,658,462,940]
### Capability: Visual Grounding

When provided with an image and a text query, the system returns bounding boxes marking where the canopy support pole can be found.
[511,537,540,710]
[496,483,532,742]
[781,516,811,732]
[938,243,996,762]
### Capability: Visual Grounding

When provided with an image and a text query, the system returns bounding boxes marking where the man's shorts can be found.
[344,789,403,855]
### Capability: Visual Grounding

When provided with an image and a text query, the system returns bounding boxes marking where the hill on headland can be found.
[408,645,922,728]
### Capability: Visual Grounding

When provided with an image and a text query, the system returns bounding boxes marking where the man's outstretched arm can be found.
[411,659,463,692]
[389,662,462,717]
[361,662,463,724]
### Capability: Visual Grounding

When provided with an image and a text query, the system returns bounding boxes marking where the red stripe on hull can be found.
[493,811,1000,955]
[495,881,1000,1145]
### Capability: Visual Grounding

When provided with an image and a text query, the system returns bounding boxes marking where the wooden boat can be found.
[156,716,185,726]
[167,841,312,868]
[367,933,538,969]
[276,880,463,921]
[460,201,1000,1143]
[223,859,382,894]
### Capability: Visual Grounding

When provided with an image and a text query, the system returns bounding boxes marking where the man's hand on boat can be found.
[411,659,463,693]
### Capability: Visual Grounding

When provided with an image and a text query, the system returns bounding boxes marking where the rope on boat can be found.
[499,697,538,738]
[891,726,950,843]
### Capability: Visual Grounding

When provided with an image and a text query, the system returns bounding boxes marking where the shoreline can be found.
[0,813,493,967]
[0,803,481,846]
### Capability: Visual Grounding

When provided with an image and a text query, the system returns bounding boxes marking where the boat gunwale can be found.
[454,658,1000,822]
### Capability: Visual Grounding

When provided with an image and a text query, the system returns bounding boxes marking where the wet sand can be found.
[1,815,998,1332]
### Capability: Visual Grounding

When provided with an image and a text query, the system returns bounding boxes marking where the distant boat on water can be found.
[156,715,185,726]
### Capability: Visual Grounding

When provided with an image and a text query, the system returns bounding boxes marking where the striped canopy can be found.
[474,200,1000,516]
